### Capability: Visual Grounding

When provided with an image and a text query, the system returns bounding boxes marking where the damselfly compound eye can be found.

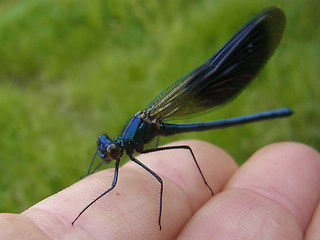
[106,144,122,160]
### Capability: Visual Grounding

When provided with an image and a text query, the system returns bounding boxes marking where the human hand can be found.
[1,140,319,239]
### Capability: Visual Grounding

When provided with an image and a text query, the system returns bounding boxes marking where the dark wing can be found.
[144,7,285,121]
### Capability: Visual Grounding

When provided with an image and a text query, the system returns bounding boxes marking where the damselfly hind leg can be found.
[132,145,214,229]
[142,145,214,195]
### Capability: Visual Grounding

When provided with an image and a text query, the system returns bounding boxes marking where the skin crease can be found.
[0,140,319,240]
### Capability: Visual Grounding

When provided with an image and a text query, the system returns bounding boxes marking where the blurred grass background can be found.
[0,0,318,213]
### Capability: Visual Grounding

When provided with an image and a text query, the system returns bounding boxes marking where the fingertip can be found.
[177,142,319,239]
[227,141,320,230]
[251,141,320,164]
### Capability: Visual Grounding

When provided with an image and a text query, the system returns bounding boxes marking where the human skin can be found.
[0,140,319,239]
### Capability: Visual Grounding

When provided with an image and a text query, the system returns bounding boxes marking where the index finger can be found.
[21,140,237,239]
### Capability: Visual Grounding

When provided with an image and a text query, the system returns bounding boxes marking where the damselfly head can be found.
[97,134,123,162]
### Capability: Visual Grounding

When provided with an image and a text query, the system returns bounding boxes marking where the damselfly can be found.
[73,6,292,229]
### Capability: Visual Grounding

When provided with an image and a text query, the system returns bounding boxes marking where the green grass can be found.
[0,0,319,213]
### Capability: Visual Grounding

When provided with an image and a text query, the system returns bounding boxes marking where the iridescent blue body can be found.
[98,107,292,162]
[73,7,292,230]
